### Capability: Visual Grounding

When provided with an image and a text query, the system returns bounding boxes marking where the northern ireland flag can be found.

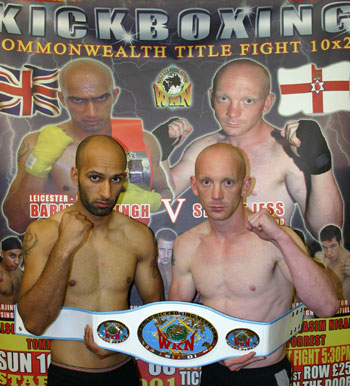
[0,64,60,116]
[277,62,350,116]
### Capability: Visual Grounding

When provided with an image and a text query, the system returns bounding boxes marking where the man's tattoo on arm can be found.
[23,230,38,257]
[18,142,31,161]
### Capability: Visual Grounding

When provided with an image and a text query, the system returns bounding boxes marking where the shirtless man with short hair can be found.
[0,237,23,304]
[156,228,177,299]
[316,225,350,300]
[161,59,343,238]
[3,58,173,234]
[169,143,338,385]
[18,135,164,385]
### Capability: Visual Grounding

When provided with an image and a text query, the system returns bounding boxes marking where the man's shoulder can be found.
[314,252,327,265]
[110,211,153,239]
[175,222,208,249]
[183,132,221,158]
[193,131,222,146]
[26,213,60,236]
[341,248,350,261]
[21,123,71,144]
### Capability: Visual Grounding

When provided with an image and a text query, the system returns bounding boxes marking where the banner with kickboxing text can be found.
[0,0,349,385]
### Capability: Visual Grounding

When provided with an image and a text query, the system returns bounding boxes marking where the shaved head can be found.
[212,59,271,97]
[195,143,247,181]
[75,135,126,170]
[59,59,115,94]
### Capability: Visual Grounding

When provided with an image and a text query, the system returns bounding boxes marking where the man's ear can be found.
[209,89,214,109]
[71,167,79,186]
[263,93,275,113]
[58,91,66,107]
[241,176,252,198]
[190,176,198,196]
[112,88,120,104]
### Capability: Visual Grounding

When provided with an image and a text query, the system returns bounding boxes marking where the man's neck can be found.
[72,201,113,229]
[63,121,112,142]
[222,120,272,148]
[208,205,248,240]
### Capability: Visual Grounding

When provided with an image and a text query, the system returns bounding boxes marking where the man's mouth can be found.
[95,201,113,208]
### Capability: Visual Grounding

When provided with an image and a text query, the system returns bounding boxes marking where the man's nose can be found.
[227,101,241,118]
[99,181,112,199]
[86,100,97,117]
[212,183,223,199]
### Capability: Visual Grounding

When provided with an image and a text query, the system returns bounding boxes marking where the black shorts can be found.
[47,359,140,386]
[200,357,291,386]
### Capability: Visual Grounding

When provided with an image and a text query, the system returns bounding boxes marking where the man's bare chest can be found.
[191,235,281,297]
[66,240,138,296]
[0,270,15,295]
[49,146,77,195]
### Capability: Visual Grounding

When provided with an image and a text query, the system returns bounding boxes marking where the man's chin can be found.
[93,207,114,216]
[80,122,105,133]
[86,203,115,217]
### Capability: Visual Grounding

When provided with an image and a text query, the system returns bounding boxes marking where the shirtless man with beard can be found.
[18,135,164,385]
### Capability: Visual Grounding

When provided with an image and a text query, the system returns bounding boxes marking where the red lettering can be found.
[192,203,202,218]
[39,204,49,217]
[158,328,172,349]
[275,201,284,215]
[30,203,39,217]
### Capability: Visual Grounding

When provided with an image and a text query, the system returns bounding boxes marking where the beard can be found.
[79,184,119,217]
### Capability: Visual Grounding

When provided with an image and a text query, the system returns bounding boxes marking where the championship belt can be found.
[15,302,304,368]
[111,118,153,189]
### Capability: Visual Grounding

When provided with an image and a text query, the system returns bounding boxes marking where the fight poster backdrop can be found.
[0,0,349,385]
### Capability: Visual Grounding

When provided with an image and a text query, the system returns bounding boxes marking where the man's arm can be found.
[143,132,173,199]
[342,252,350,277]
[3,134,45,234]
[18,211,92,335]
[133,226,165,304]
[3,127,73,234]
[168,236,197,302]
[151,118,195,197]
[281,120,343,237]
[247,209,339,317]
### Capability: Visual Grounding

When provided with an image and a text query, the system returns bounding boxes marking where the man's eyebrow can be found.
[68,93,111,101]
[87,170,126,177]
[87,170,104,175]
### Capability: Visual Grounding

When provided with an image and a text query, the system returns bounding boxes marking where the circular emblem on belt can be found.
[226,328,260,351]
[97,320,129,344]
[138,311,218,360]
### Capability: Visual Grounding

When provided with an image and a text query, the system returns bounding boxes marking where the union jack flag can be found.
[0,64,60,116]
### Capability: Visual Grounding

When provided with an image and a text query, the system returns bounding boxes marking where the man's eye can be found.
[71,97,84,103]
[90,175,100,181]
[217,96,228,102]
[224,180,234,186]
[96,95,109,102]
[202,180,211,186]
[245,98,254,104]
[112,177,122,183]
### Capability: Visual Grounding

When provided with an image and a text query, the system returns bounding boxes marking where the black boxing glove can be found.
[295,120,332,175]
[152,118,181,161]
